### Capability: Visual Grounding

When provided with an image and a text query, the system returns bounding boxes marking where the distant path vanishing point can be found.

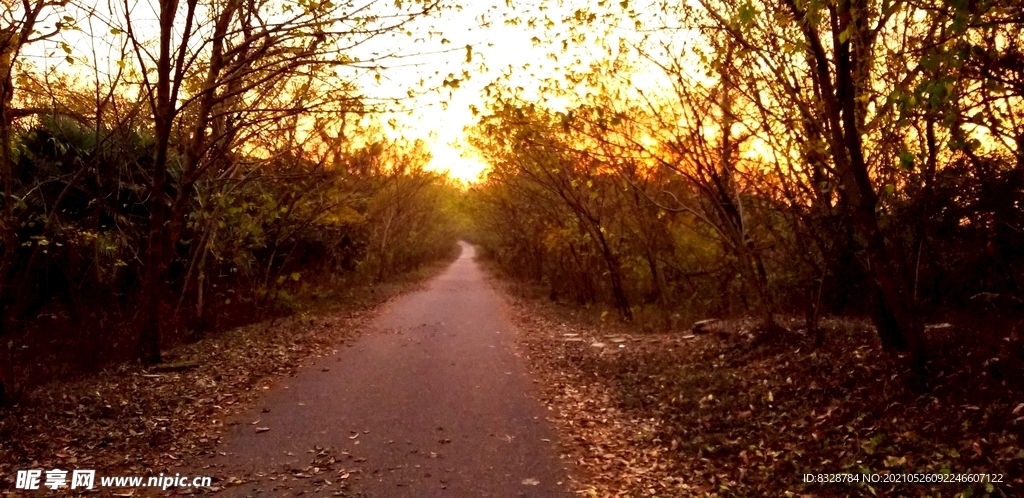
[210,241,571,497]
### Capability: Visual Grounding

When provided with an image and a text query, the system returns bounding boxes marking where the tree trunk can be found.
[784,0,923,367]
[139,142,169,364]
[137,0,181,365]
[644,249,664,304]
[594,226,633,321]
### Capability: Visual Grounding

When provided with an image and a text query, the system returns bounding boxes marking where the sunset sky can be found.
[27,0,641,183]
[359,2,542,183]
[359,0,628,183]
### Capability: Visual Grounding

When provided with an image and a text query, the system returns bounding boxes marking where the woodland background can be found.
[0,0,466,398]
[0,0,1021,494]
[465,0,1024,374]
[0,0,1022,398]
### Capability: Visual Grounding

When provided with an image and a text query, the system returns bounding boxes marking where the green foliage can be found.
[468,0,1024,336]
[0,107,462,367]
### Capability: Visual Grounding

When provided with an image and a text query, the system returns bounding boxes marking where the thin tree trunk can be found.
[593,226,633,321]
[784,0,922,368]
[137,0,177,365]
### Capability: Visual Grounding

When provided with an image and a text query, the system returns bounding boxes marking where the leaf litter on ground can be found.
[0,274,440,496]
[503,289,1023,497]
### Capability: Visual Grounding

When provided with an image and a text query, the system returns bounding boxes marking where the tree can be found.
[114,0,448,363]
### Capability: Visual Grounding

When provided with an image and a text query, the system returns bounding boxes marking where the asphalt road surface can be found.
[210,242,571,497]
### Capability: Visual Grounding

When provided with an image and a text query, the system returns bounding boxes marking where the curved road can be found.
[211,242,570,497]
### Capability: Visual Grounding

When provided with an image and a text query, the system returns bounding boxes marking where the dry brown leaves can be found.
[508,299,704,498]
[0,277,430,496]
[506,293,1023,498]
[204,443,373,496]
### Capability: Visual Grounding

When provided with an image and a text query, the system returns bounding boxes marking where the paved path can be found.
[210,242,570,497]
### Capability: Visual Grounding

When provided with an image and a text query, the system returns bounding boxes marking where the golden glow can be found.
[373,1,625,184]
[395,86,494,183]
[24,0,639,184]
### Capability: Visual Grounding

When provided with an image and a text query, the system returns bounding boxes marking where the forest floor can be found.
[501,282,1024,497]
[0,258,454,496]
